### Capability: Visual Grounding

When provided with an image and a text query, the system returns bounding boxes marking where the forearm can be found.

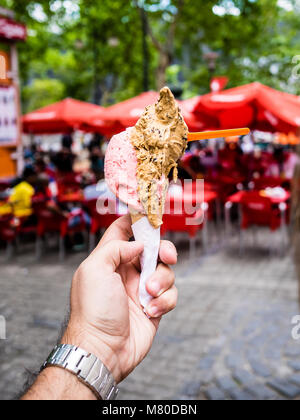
[21,367,97,400]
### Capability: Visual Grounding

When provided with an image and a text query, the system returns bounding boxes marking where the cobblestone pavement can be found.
[0,228,300,400]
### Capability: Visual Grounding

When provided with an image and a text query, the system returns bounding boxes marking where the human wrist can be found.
[61,323,122,383]
[22,366,97,400]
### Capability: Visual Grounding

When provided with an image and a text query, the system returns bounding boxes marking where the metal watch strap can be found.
[41,344,119,400]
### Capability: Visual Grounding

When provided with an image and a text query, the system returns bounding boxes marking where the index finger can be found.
[98,217,178,266]
[98,214,133,248]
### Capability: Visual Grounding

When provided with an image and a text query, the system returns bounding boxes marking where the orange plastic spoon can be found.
[188,128,250,142]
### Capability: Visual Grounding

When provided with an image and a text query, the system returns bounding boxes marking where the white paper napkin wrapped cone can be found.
[131,213,161,309]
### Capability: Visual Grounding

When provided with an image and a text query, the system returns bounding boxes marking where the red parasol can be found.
[22,98,106,134]
[192,82,300,134]
[82,91,206,135]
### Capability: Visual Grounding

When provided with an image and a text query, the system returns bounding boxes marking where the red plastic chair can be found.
[33,195,64,259]
[206,173,245,204]
[34,196,88,260]
[161,204,208,259]
[0,215,16,258]
[85,199,120,251]
[56,173,81,196]
[240,191,287,254]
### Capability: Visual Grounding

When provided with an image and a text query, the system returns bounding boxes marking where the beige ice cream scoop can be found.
[130,86,189,229]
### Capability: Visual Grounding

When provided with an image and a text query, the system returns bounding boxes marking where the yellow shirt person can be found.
[0,200,12,216]
[0,168,37,218]
[8,181,35,218]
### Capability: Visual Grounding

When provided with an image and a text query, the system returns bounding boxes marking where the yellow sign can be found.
[0,51,10,84]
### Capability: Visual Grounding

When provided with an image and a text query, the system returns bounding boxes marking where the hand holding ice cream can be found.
[105,87,187,310]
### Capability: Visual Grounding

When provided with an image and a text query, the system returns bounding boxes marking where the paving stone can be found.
[198,370,214,384]
[288,360,300,371]
[205,386,227,401]
[216,376,237,392]
[229,388,255,401]
[246,383,278,400]
[242,321,261,338]
[180,381,202,397]
[288,373,300,387]
[197,356,215,370]
[208,346,222,356]
[249,359,272,378]
[232,368,256,387]
[226,355,244,370]
[249,335,267,348]
[285,345,300,358]
[264,347,281,361]
[267,380,300,399]
[230,339,244,352]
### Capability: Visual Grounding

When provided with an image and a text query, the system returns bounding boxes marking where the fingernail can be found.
[167,242,178,258]
[147,305,160,318]
[167,241,177,254]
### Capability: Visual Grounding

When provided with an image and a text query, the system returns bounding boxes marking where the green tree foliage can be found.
[23,78,66,112]
[1,0,299,111]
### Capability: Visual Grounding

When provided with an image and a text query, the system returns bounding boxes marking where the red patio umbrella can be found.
[82,91,206,135]
[192,82,300,134]
[22,98,106,134]
[179,96,206,132]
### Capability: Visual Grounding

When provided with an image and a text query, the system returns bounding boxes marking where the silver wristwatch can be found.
[42,344,119,400]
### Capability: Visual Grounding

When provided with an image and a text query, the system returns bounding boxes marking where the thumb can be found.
[97,240,144,272]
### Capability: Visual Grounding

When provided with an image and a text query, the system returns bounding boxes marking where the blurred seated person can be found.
[35,175,91,235]
[176,162,194,180]
[0,190,12,216]
[34,174,69,220]
[283,150,299,179]
[34,158,58,197]
[50,135,76,173]
[35,157,56,179]
[6,167,37,219]
[201,147,218,167]
[262,147,296,179]
[84,171,127,215]
[248,147,269,179]
[218,142,244,173]
[262,147,283,178]
[179,152,204,180]
[62,134,73,150]
[88,134,105,174]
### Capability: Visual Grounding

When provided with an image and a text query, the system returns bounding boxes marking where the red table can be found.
[167,186,219,225]
[227,190,290,205]
[167,188,217,205]
[225,189,290,239]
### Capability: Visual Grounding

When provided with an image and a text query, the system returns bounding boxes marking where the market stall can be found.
[0,8,26,178]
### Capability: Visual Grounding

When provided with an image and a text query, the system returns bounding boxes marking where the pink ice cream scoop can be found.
[105,127,168,216]
[105,128,143,212]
